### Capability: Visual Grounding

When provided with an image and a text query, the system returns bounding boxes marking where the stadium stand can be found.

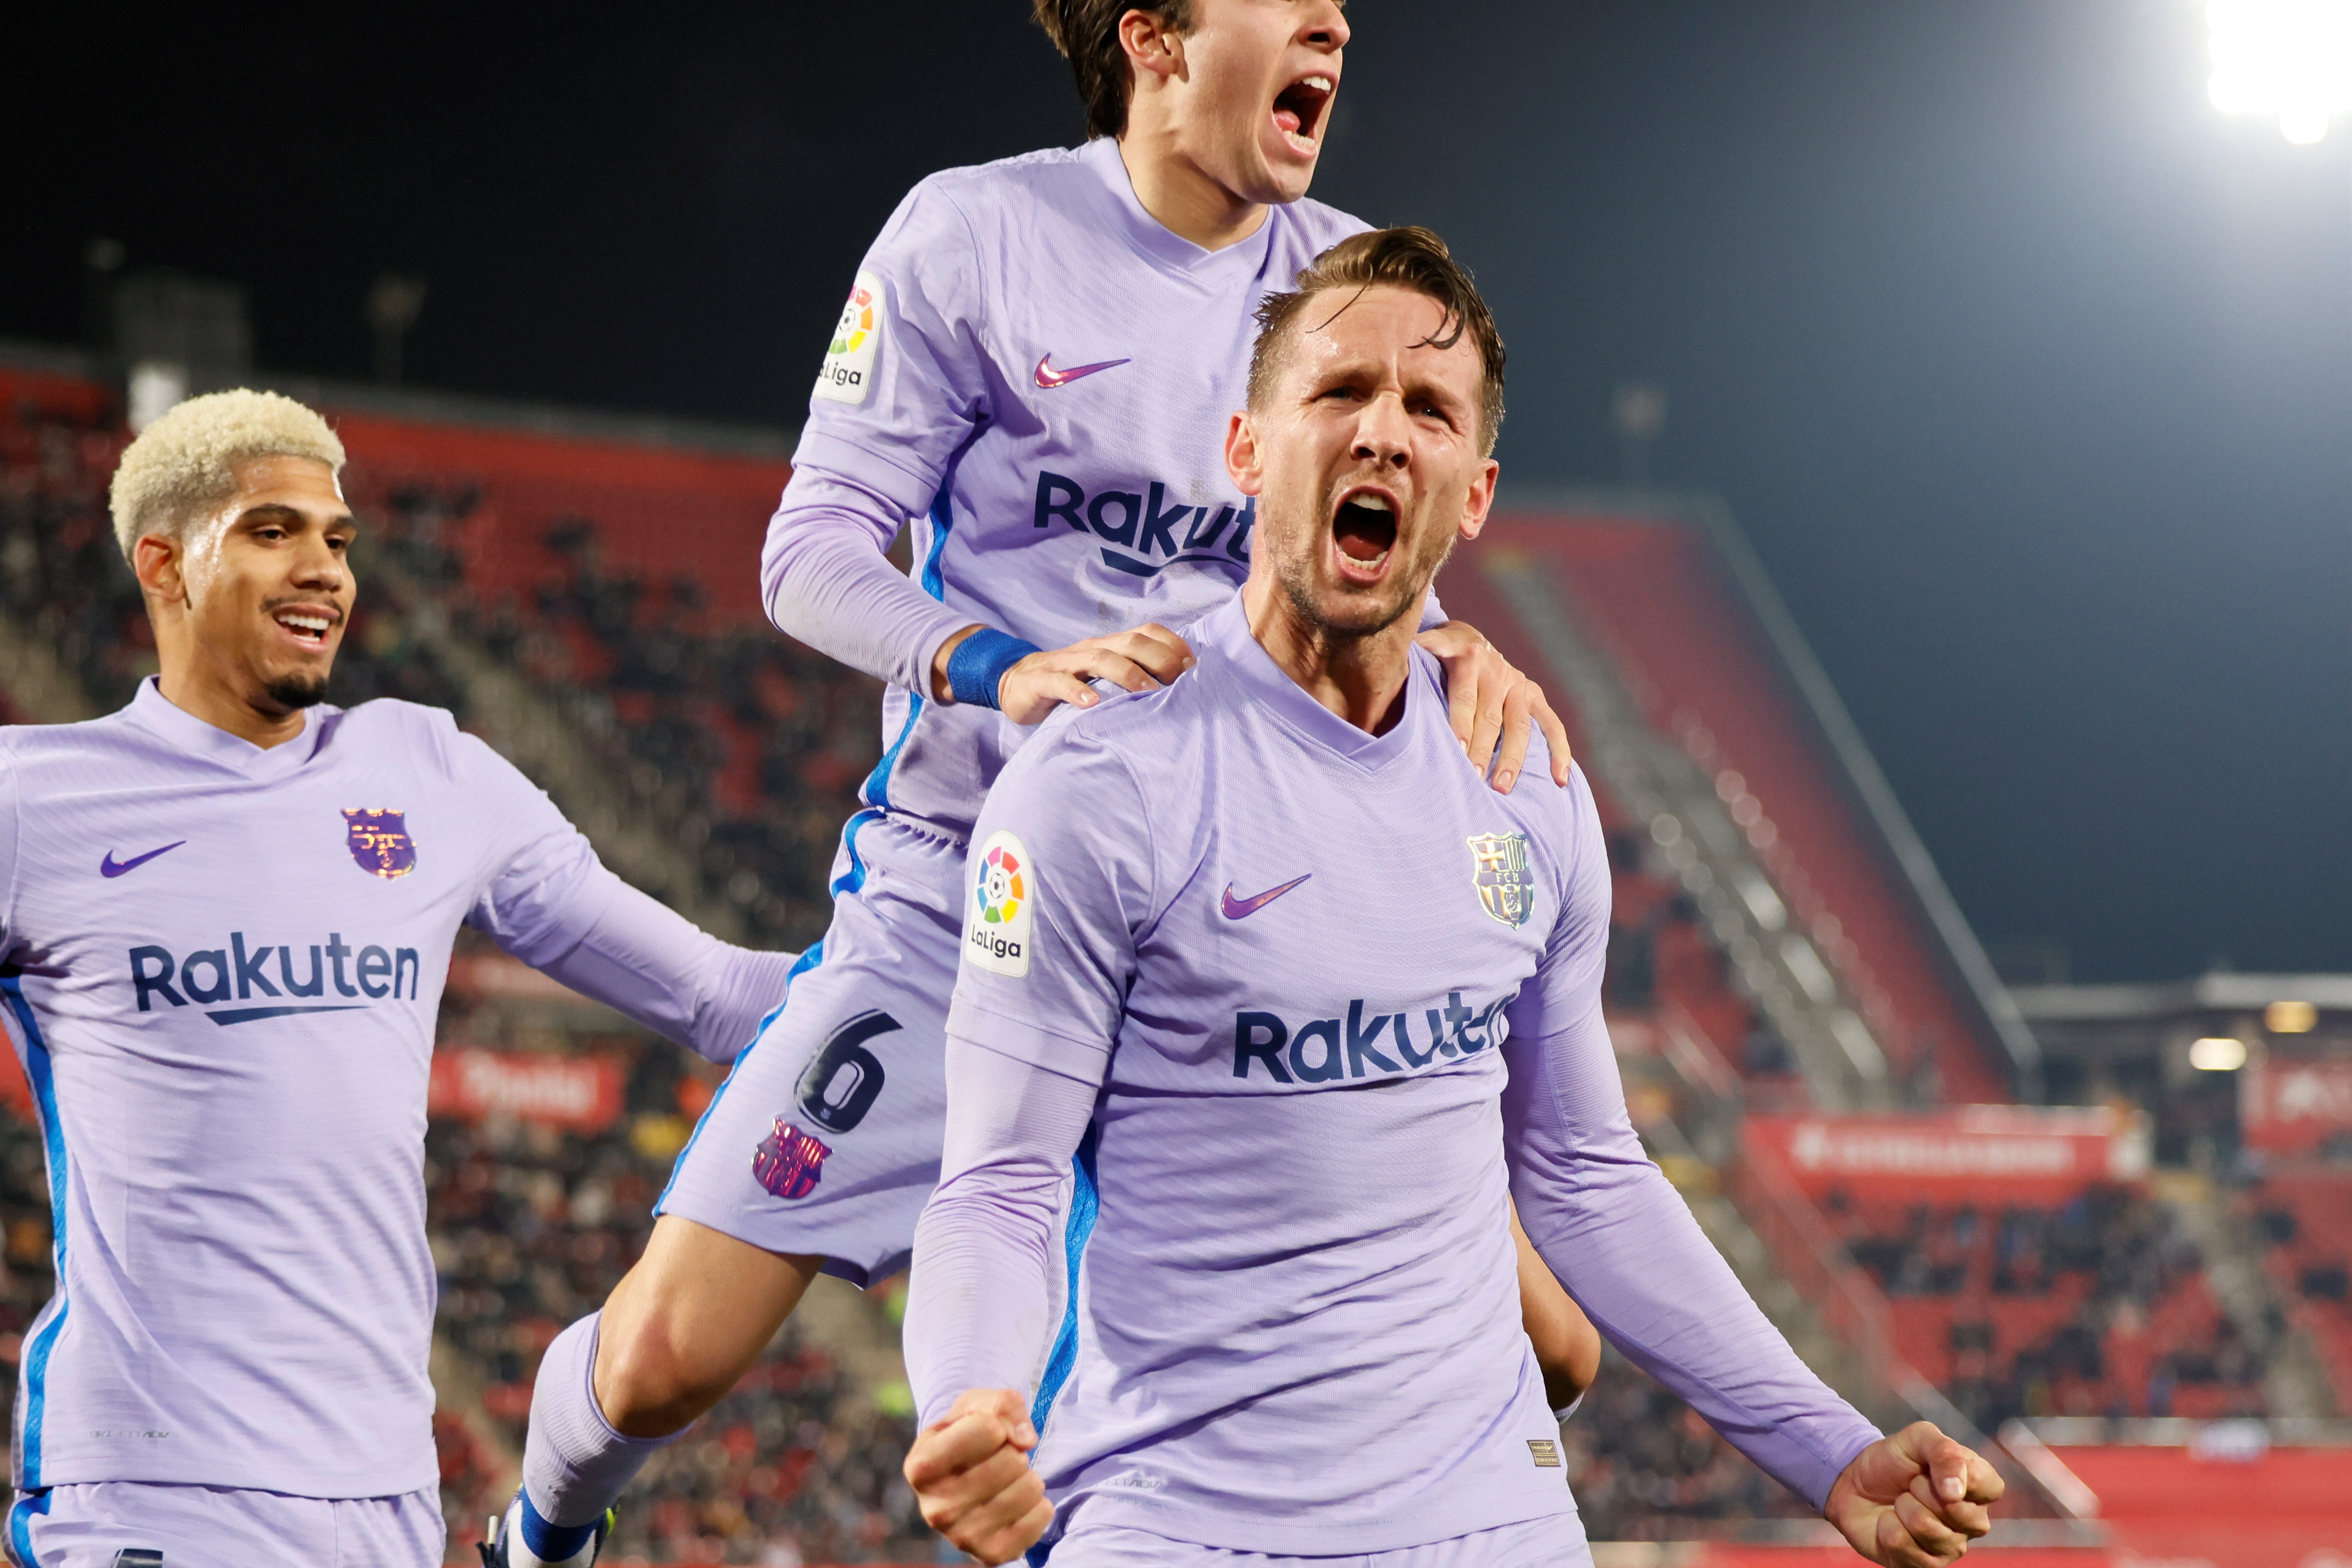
[1438,502,2034,1108]
[421,957,933,1564]
[1734,1110,2272,1428]
[8,353,2348,1564]
[2248,1169,2352,1406]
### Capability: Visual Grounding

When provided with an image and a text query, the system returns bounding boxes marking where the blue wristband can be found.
[946,628,1041,710]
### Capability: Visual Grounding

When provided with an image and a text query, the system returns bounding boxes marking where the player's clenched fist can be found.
[902,1387,1052,1565]
[1823,1421,2003,1568]
[989,623,1195,724]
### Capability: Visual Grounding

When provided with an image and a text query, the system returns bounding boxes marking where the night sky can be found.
[9,2,2347,983]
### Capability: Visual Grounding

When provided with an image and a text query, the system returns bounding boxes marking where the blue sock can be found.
[518,1490,596,1561]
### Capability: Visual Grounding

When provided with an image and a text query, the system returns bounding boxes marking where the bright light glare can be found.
[2209,1,2352,142]
[2190,1035,2249,1071]
[2265,999,2319,1033]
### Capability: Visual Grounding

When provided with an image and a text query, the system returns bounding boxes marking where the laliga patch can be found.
[966,829,1034,977]
[814,270,883,405]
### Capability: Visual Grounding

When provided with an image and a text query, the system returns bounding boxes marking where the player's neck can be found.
[1242,576,1416,736]
[1115,132,1270,252]
[156,651,310,751]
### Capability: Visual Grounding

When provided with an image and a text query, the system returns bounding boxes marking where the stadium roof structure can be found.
[2012,973,2352,1022]
[1442,487,2040,1109]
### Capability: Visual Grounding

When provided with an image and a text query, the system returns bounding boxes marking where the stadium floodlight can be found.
[2207,0,2352,143]
[2189,1035,2249,1070]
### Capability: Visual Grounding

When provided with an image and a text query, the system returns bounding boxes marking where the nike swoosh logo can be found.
[100,841,187,878]
[1220,873,1312,920]
[1034,353,1132,390]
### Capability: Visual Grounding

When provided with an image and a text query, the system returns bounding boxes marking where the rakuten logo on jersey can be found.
[1231,991,1513,1084]
[1034,472,1255,581]
[129,931,423,1027]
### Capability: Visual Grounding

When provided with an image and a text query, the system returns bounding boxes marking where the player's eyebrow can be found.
[1411,373,1469,412]
[239,502,358,531]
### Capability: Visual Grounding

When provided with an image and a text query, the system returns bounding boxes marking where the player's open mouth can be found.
[1272,73,1335,153]
[271,605,338,646]
[1330,488,1398,581]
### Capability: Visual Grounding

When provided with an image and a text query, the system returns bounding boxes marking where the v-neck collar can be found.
[1199,596,1431,771]
[123,676,331,778]
[1078,137,1279,289]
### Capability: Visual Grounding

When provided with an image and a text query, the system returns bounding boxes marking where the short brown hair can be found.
[1249,227,1507,454]
[1032,0,1195,140]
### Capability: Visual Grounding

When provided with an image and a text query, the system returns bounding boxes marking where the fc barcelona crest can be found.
[753,1117,832,1200]
[1467,832,1535,928]
[342,808,417,880]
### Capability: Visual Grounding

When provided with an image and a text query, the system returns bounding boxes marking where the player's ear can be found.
[1121,8,1187,86]
[1457,458,1499,542]
[133,531,189,607]
[1225,410,1267,497]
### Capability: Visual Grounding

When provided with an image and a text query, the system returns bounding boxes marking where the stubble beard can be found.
[1271,519,1458,650]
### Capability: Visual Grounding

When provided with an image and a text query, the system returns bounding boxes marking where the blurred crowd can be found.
[1827,1186,2266,1427]
[0,398,468,721]
[357,483,878,956]
[425,1017,931,1563]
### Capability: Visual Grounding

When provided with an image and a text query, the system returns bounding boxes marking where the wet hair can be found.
[1031,0,1196,140]
[108,388,345,561]
[1249,227,1507,454]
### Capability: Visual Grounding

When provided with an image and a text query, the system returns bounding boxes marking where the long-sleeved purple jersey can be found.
[0,683,793,1499]
[905,599,1880,1555]
[761,138,1370,840]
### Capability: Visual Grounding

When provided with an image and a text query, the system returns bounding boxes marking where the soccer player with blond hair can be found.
[495,5,1603,1563]
[0,389,795,1566]
[903,226,2004,1567]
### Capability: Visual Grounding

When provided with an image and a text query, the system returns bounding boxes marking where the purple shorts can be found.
[6,1482,442,1568]
[656,813,965,1286]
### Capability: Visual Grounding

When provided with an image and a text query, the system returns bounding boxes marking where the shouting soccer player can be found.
[496,4,1599,1563]
[0,390,795,1567]
[900,229,2006,1567]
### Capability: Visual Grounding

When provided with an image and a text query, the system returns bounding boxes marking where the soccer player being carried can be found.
[497,4,1599,1563]
[900,228,2008,1568]
[0,392,797,1565]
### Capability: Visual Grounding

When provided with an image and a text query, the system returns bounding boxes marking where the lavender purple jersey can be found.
[0,682,792,1501]
[905,599,1881,1555]
[763,137,1370,841]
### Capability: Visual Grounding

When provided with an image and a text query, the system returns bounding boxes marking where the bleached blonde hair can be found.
[108,389,347,561]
